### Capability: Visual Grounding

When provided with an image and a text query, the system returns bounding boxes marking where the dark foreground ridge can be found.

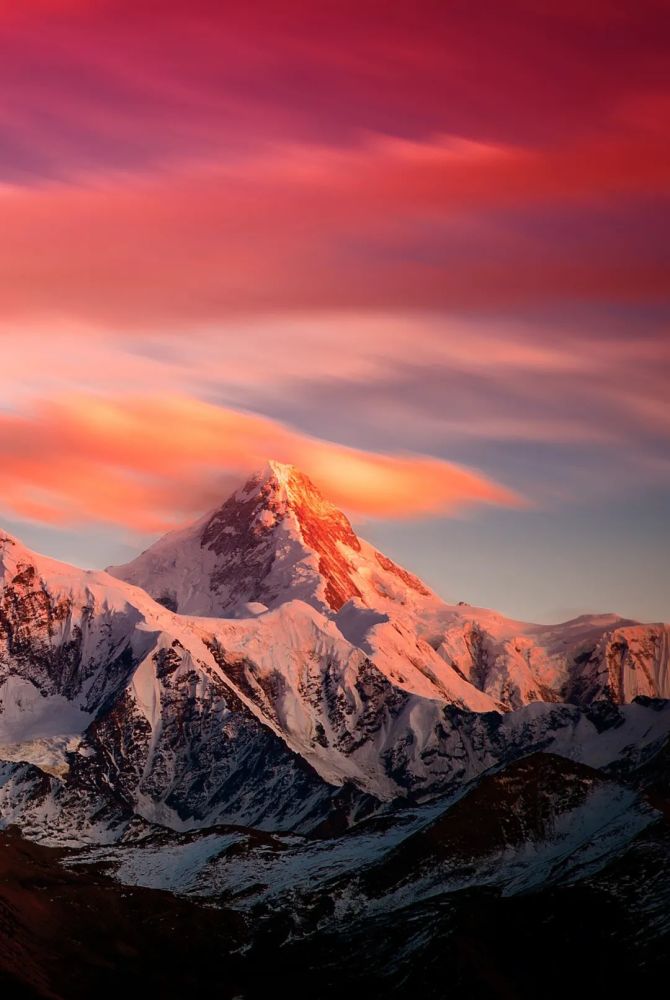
[0,828,246,999]
[1,819,669,1000]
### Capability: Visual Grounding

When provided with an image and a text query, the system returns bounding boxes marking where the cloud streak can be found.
[1,1,668,180]
[0,395,521,531]
[1,313,666,516]
[0,0,667,623]
[0,133,668,327]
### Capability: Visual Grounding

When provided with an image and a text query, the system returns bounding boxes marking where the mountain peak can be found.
[235,459,327,510]
[262,458,297,485]
[109,458,436,617]
[201,459,364,612]
[0,531,43,575]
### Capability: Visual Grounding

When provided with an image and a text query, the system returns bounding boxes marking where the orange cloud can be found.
[0,394,521,531]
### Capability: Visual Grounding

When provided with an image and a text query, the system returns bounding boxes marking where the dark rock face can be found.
[202,464,364,611]
[0,559,141,713]
[65,748,668,999]
[280,467,363,611]
[364,754,612,895]
[565,626,670,705]
[64,640,374,835]
[373,550,431,597]
[202,475,286,611]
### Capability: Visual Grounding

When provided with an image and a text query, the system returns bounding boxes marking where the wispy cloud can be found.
[0,132,668,326]
[0,0,667,623]
[0,394,521,530]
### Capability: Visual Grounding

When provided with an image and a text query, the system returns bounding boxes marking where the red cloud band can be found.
[0,133,668,327]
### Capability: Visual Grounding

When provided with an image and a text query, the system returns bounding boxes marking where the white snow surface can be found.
[0,676,93,743]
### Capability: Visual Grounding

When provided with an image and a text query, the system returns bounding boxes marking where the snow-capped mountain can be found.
[108,459,443,620]
[110,460,670,711]
[6,523,666,847]
[1,460,669,996]
[0,530,357,840]
[1,462,669,851]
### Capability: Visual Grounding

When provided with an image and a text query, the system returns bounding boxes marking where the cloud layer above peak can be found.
[0,0,668,619]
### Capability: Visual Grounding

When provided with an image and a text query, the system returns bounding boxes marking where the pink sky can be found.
[1,0,668,620]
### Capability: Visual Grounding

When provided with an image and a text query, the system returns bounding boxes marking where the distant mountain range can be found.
[1,461,668,996]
